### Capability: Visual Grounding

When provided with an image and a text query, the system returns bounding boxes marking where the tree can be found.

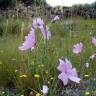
[0,0,47,9]
[0,0,16,9]
[91,1,96,9]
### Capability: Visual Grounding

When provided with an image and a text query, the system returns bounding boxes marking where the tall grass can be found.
[0,17,96,95]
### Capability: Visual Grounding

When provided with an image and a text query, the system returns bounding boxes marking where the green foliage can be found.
[0,17,29,36]
[20,0,47,6]
[0,0,16,9]
[91,1,96,8]
[72,1,96,9]
[0,0,47,10]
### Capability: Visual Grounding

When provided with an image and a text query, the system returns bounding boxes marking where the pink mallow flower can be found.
[19,28,36,51]
[51,15,60,22]
[32,17,51,40]
[32,17,44,29]
[92,37,96,46]
[57,58,81,86]
[73,42,83,54]
[39,25,51,40]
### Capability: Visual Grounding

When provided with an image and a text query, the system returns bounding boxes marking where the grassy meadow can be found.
[0,16,96,96]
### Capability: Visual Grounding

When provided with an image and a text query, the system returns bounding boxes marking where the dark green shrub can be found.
[0,0,16,9]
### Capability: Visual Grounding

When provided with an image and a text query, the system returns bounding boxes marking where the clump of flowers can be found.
[19,17,51,51]
[57,58,81,85]
[32,17,51,40]
[73,42,83,54]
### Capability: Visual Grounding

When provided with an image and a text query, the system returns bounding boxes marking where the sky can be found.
[46,0,96,7]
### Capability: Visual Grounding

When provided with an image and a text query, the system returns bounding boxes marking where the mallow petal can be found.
[58,72,68,86]
[57,59,65,72]
[65,58,72,70]
[67,68,78,77]
[68,75,81,83]
[19,28,36,51]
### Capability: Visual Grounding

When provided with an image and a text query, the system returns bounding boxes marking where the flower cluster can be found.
[19,17,51,51]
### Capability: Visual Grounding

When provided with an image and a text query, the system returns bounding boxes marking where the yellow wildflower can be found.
[38,64,44,68]
[85,91,90,95]
[84,74,89,77]
[48,81,50,84]
[19,74,27,78]
[21,95,24,96]
[50,77,54,80]
[15,70,18,72]
[36,93,41,96]
[45,70,48,74]
[2,92,5,94]
[34,74,40,79]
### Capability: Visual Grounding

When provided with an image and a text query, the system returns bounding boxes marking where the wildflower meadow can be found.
[0,0,96,96]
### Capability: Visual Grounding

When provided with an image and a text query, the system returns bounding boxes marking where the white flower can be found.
[89,54,96,60]
[89,31,92,35]
[41,85,49,95]
[85,63,90,68]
